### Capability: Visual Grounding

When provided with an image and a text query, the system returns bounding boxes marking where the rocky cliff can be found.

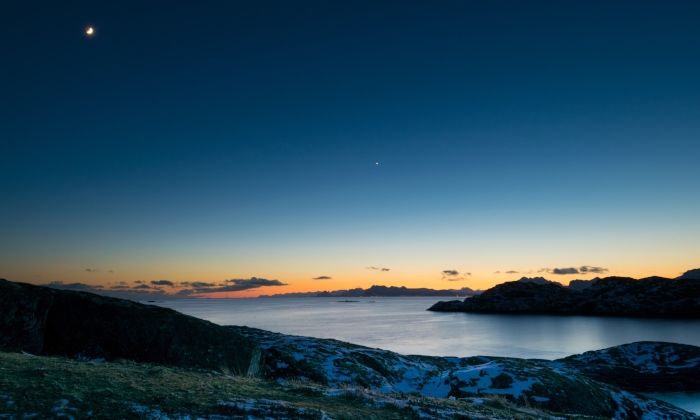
[428,275,700,317]
[0,279,259,373]
[0,279,54,354]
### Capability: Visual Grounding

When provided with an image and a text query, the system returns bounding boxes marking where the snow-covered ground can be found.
[231,326,700,419]
[563,342,700,373]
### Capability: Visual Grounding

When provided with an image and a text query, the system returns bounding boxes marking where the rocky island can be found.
[2,278,699,419]
[428,269,700,318]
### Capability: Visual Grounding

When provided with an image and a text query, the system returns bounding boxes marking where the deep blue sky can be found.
[2,1,699,295]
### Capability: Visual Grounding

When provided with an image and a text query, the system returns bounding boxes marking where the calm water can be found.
[151,297,700,359]
[151,297,700,414]
[642,393,700,415]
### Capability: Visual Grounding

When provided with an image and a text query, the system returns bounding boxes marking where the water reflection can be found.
[151,297,700,414]
[153,297,700,359]
[643,392,700,415]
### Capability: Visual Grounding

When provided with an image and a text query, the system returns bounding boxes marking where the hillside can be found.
[0,279,259,372]
[1,350,575,420]
[428,274,700,318]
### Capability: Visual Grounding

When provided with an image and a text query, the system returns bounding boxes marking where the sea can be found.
[149,296,700,414]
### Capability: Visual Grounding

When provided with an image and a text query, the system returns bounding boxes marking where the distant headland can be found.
[428,268,700,318]
[258,284,481,298]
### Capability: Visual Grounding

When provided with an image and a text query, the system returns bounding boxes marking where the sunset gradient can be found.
[1,1,699,298]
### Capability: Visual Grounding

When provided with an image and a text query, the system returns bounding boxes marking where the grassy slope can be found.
[0,351,584,420]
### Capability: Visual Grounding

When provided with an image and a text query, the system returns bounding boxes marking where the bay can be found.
[150,297,700,359]
[642,393,700,416]
[150,296,700,414]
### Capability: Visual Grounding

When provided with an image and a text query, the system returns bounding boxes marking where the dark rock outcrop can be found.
[357,285,479,297]
[428,276,700,318]
[0,279,260,373]
[0,280,54,354]
[678,268,700,280]
[263,285,480,298]
[430,281,576,314]
[516,276,554,285]
[567,278,599,291]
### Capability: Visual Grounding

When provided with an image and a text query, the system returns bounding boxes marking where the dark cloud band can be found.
[151,280,175,287]
[540,266,609,275]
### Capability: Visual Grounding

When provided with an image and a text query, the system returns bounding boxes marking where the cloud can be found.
[45,276,288,299]
[43,281,104,291]
[580,266,608,274]
[381,268,390,272]
[506,270,519,274]
[84,268,113,274]
[552,267,580,275]
[441,269,470,281]
[151,280,175,287]
[367,267,390,272]
[180,281,216,287]
[225,277,286,287]
[42,281,171,300]
[539,266,609,275]
[187,277,287,293]
[494,271,501,274]
[312,276,332,280]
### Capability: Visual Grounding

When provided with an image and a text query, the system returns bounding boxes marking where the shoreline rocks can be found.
[428,276,700,318]
[232,325,700,418]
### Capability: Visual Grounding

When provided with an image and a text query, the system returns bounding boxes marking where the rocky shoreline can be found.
[232,325,700,418]
[428,274,700,318]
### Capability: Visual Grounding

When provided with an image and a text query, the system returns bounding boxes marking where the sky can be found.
[1,1,699,298]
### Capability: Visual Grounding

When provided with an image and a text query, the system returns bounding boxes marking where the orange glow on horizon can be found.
[8,263,693,299]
